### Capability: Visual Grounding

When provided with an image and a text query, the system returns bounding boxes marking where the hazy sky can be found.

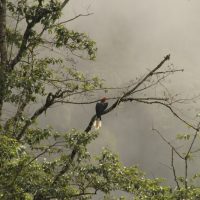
[43,0,200,189]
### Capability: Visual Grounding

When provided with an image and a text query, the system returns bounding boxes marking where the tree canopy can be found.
[1,0,200,199]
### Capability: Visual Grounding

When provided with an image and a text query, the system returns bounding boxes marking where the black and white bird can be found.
[94,97,108,129]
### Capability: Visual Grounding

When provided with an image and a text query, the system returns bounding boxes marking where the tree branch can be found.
[183,123,200,189]
[52,55,171,183]
[56,13,93,25]
[26,141,65,166]
[134,100,198,131]
[8,141,65,189]
[171,148,180,189]
[16,90,65,140]
[8,0,71,71]
[185,122,200,159]
[61,0,70,9]
[154,69,184,75]
[8,13,20,63]
[185,159,188,189]
[152,128,184,159]
[56,97,169,105]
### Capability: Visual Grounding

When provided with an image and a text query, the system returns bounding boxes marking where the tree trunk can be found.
[0,0,7,118]
[0,0,7,63]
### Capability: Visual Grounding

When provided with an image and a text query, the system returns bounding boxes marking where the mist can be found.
[41,0,200,191]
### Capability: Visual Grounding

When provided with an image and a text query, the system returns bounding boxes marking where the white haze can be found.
[40,0,200,192]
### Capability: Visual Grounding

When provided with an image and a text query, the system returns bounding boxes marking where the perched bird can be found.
[94,97,108,130]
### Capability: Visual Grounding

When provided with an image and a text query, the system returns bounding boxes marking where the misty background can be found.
[39,0,200,188]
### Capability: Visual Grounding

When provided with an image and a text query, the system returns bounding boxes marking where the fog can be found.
[41,0,200,190]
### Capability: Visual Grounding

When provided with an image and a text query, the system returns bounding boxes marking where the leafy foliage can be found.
[1,0,200,200]
[0,132,171,200]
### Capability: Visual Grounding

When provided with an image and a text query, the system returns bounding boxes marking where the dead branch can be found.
[61,0,70,9]
[171,148,180,189]
[51,55,198,187]
[185,122,200,159]
[152,128,184,159]
[85,55,171,133]
[134,100,198,131]
[154,69,184,75]
[55,97,169,105]
[53,55,171,183]
[153,128,182,189]
[183,123,200,189]
[56,13,93,25]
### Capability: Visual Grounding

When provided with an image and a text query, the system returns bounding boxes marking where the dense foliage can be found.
[1,0,200,199]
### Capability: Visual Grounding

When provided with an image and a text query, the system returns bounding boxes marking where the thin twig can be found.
[26,141,65,166]
[185,122,200,158]
[136,100,198,131]
[171,148,180,189]
[154,69,184,75]
[152,128,184,159]
[56,13,93,25]
[184,122,200,189]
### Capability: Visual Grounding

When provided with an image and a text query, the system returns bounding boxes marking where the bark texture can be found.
[0,0,7,118]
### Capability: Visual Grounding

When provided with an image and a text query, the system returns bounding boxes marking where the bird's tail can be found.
[93,119,102,130]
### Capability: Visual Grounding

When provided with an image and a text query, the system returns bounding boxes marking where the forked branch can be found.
[54,55,172,182]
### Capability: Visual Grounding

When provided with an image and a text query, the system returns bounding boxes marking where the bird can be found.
[93,97,108,130]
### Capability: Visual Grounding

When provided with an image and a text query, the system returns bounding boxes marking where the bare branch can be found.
[152,128,184,159]
[122,55,170,98]
[185,122,200,158]
[171,148,180,189]
[61,0,70,9]
[52,56,171,182]
[132,74,170,94]
[56,13,93,25]
[183,123,200,189]
[84,55,171,132]
[56,97,169,105]
[135,100,198,131]
[154,69,184,75]
[190,148,200,154]
[52,55,190,186]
